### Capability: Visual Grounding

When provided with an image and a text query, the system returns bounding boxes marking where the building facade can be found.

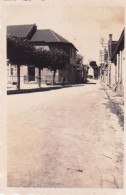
[7,24,84,86]
[30,29,78,84]
[100,29,125,96]
[108,29,125,96]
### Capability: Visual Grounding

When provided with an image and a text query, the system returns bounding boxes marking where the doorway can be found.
[28,66,35,81]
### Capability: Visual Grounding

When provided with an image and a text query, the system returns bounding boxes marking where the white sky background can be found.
[6,5,124,65]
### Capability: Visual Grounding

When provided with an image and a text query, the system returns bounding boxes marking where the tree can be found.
[32,48,50,87]
[7,36,51,89]
[90,61,97,68]
[47,48,69,85]
[7,35,35,90]
[7,36,69,89]
[90,61,98,79]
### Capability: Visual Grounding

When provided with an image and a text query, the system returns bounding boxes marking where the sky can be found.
[6,5,124,65]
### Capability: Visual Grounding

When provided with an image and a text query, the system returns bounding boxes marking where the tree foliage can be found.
[32,48,50,69]
[90,61,99,79]
[7,36,69,87]
[7,35,35,66]
[90,61,97,68]
[76,54,83,65]
[7,36,68,71]
[48,48,69,72]
[47,48,69,85]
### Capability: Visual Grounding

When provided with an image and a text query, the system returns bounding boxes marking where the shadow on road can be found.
[103,100,124,128]
[7,85,82,95]
[86,79,97,85]
[7,86,64,95]
[85,82,96,85]
[7,81,98,95]
[99,88,105,90]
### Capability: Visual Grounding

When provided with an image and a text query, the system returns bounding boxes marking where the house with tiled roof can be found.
[30,29,77,84]
[110,29,125,96]
[7,24,37,39]
[30,29,70,43]
[7,24,79,87]
[7,24,38,84]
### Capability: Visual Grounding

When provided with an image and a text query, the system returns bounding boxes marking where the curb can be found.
[7,86,63,95]
[7,84,75,95]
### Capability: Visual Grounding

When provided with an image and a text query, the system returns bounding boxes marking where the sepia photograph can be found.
[6,4,124,189]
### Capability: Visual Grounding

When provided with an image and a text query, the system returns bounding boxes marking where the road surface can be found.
[7,80,124,188]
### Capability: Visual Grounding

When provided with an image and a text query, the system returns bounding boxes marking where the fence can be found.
[7,75,18,84]
[7,74,87,88]
[7,75,69,85]
[23,75,66,84]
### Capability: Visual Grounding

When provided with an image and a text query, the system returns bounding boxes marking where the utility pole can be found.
[99,37,109,84]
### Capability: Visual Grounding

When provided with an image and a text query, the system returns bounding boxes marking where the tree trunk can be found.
[52,70,56,85]
[68,65,71,85]
[38,68,41,88]
[17,65,20,90]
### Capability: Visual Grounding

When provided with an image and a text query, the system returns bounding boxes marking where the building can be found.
[82,65,88,82]
[108,29,125,96]
[100,29,125,96]
[7,24,37,84]
[7,24,80,86]
[7,24,37,40]
[30,29,77,84]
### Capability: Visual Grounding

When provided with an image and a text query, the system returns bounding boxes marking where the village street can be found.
[7,80,124,188]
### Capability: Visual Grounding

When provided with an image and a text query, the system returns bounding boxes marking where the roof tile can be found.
[30,29,70,43]
[7,24,35,38]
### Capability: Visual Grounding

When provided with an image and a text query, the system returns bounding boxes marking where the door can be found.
[28,66,35,81]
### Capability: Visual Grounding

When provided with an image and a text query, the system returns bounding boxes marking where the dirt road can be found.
[7,80,124,188]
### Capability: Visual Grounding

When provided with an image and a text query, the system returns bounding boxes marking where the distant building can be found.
[82,65,88,82]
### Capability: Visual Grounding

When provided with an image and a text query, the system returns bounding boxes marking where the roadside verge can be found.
[100,81,124,128]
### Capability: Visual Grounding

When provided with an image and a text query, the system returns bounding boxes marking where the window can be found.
[11,68,13,76]
[28,66,35,81]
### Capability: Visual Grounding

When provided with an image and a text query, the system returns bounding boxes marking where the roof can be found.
[111,41,118,55]
[7,24,36,38]
[30,29,70,43]
[111,28,124,59]
[7,25,77,50]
